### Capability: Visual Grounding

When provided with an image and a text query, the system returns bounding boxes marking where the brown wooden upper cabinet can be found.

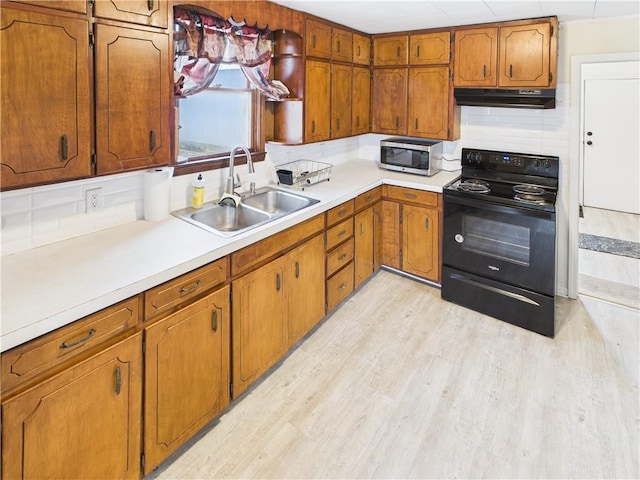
[10,0,87,13]
[352,66,371,135]
[93,0,168,28]
[305,18,332,58]
[0,7,92,189]
[331,64,353,138]
[371,68,408,135]
[409,31,451,65]
[373,35,409,66]
[408,66,456,140]
[94,24,171,174]
[353,33,371,65]
[454,18,557,88]
[305,60,332,142]
[332,27,353,62]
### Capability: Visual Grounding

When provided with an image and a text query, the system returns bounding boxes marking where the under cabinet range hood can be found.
[454,88,556,109]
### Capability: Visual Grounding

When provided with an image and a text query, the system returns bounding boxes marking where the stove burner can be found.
[513,184,546,195]
[458,179,490,194]
[514,194,547,204]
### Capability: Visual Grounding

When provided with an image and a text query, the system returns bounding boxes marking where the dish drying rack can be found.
[275,160,332,190]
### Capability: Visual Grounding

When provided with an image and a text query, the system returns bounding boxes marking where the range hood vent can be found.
[454,88,556,109]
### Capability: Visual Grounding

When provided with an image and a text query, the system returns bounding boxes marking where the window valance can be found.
[174,6,289,100]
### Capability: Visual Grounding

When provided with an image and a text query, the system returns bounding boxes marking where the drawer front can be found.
[232,215,324,276]
[326,200,354,227]
[326,262,354,311]
[145,257,228,321]
[326,218,353,250]
[1,296,140,394]
[384,185,440,207]
[355,187,382,211]
[327,238,354,277]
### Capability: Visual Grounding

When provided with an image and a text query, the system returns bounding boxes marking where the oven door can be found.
[442,193,556,295]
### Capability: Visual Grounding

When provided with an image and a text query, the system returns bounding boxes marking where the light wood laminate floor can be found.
[149,270,639,480]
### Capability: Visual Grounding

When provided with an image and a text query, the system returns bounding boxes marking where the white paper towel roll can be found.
[143,167,172,222]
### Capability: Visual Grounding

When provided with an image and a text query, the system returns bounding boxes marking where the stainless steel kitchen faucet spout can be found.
[225,146,254,196]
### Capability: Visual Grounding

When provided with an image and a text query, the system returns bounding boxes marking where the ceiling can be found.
[270,0,640,34]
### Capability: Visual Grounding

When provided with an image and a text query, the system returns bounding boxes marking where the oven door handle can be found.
[444,193,554,220]
[450,273,541,306]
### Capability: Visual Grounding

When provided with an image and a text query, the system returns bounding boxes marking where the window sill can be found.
[171,151,266,177]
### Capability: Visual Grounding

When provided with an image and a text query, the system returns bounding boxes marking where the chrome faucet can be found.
[225,146,254,196]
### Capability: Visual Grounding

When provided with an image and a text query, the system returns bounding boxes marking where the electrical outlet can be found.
[85,187,103,212]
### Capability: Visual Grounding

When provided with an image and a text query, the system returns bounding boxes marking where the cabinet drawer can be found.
[384,185,440,207]
[326,218,353,250]
[232,215,325,276]
[326,262,354,311]
[326,200,354,227]
[1,296,140,394]
[355,187,382,211]
[145,257,228,321]
[327,238,354,277]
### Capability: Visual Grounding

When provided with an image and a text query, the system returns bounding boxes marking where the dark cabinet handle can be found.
[395,116,399,128]
[60,134,68,161]
[338,209,347,217]
[416,45,420,58]
[179,279,201,294]
[212,310,218,332]
[312,34,316,48]
[338,230,347,238]
[60,328,96,349]
[509,64,513,78]
[147,0,154,11]
[404,193,417,199]
[149,130,156,151]
[311,120,316,133]
[337,40,341,52]
[295,262,300,278]
[415,118,418,130]
[483,64,487,78]
[425,218,430,231]
[587,131,593,136]
[397,46,400,58]
[338,253,347,261]
[338,282,347,291]
[360,223,365,235]
[586,141,593,146]
[357,46,361,56]
[114,366,122,395]
[276,273,281,291]
[336,118,341,131]
[356,115,360,127]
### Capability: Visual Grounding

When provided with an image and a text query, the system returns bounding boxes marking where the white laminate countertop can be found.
[0,159,460,352]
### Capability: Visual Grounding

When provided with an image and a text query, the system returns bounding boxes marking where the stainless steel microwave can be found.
[380,137,443,177]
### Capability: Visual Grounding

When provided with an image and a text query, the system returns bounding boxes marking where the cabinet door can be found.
[354,206,375,288]
[10,0,87,13]
[352,66,371,135]
[95,24,171,174]
[144,287,230,473]
[305,60,331,142]
[232,257,287,397]
[331,63,352,139]
[332,28,353,62]
[2,334,142,480]
[373,35,408,66]
[408,66,451,140]
[0,8,91,189]
[381,200,401,269]
[372,68,408,135]
[453,27,498,87]
[93,0,168,28]
[353,33,371,65]
[409,32,450,65]
[305,19,332,58]
[499,22,553,87]
[287,235,325,346]
[402,205,440,282]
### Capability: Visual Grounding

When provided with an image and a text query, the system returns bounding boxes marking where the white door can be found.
[582,61,640,214]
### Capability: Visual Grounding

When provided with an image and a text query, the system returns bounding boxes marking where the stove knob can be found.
[455,234,464,243]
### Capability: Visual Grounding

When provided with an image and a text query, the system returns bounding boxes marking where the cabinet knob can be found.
[147,0,154,11]
[586,140,593,146]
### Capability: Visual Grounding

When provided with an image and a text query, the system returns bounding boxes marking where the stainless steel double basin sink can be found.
[172,186,320,236]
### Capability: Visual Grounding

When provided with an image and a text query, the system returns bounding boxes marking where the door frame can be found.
[568,52,639,298]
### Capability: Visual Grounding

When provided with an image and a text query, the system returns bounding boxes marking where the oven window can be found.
[462,215,530,266]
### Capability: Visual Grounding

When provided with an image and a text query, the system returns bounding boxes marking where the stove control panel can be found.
[461,148,559,178]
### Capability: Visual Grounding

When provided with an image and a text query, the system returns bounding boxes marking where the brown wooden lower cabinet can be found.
[232,233,325,398]
[1,333,143,480]
[143,286,231,473]
[354,205,375,288]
